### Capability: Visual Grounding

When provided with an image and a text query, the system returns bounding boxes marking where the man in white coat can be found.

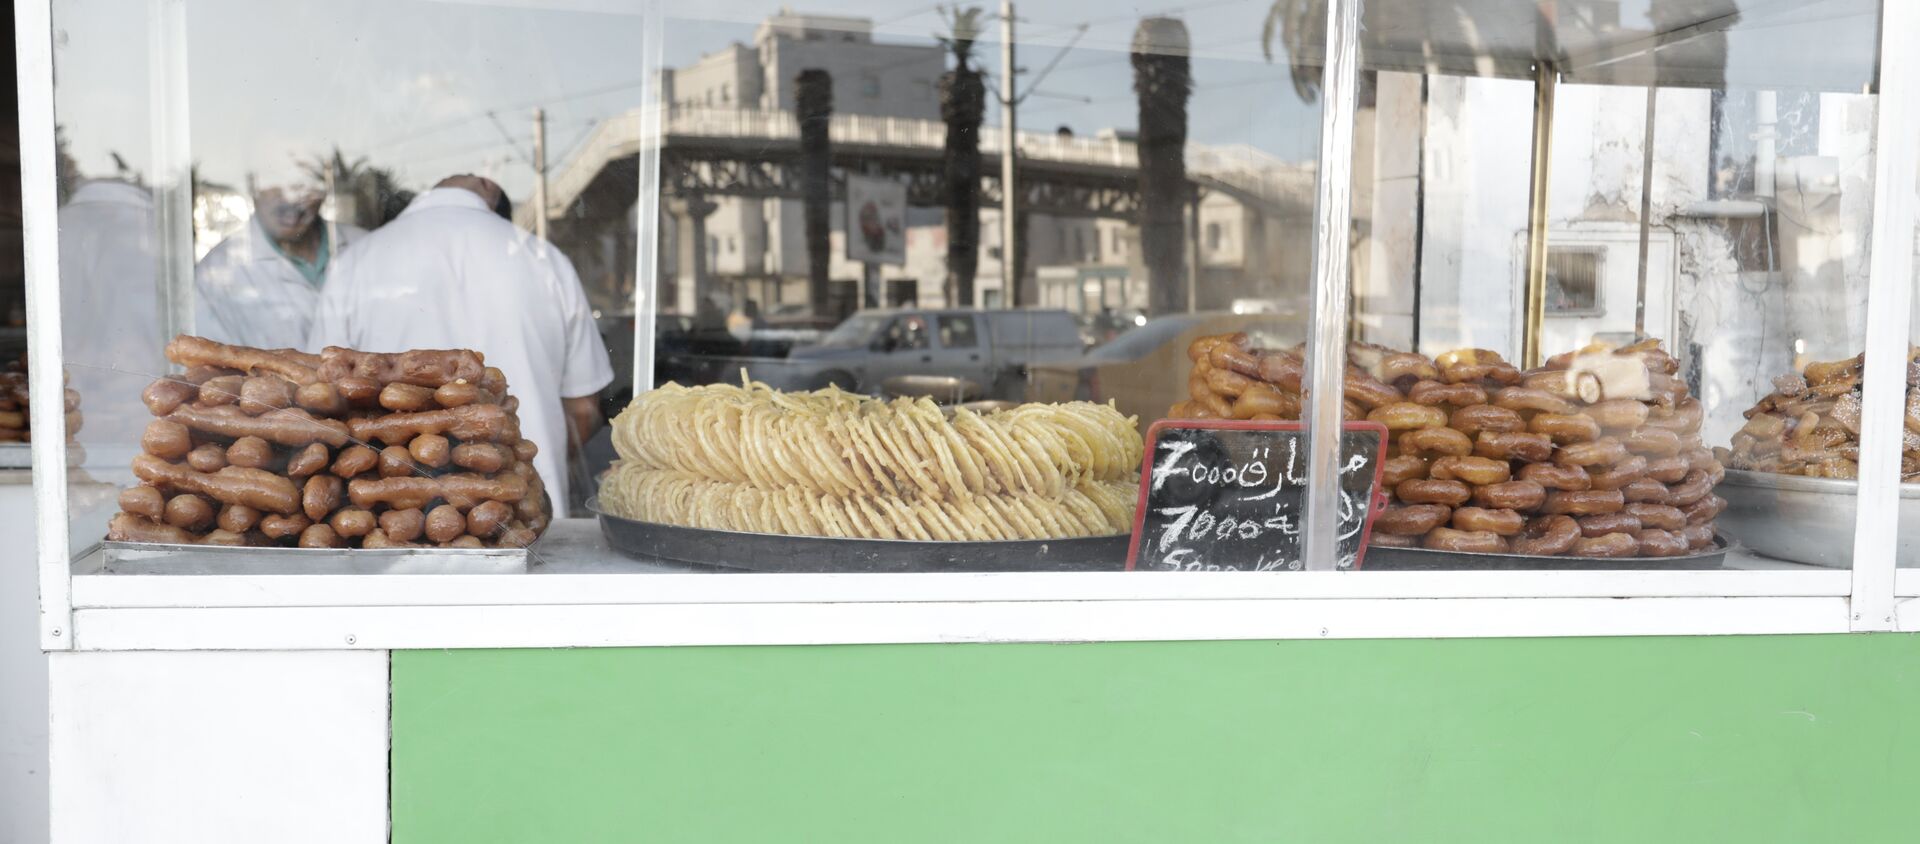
[308,175,613,517]
[196,185,362,349]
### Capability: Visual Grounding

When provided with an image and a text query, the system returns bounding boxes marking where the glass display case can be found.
[14,0,1920,648]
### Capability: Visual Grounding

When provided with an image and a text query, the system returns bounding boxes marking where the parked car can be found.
[1025,311,1305,432]
[783,308,1086,398]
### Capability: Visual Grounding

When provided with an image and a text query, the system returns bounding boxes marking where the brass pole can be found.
[1521,61,1557,368]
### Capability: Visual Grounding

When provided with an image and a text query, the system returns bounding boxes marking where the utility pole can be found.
[998,0,1016,307]
[532,107,550,241]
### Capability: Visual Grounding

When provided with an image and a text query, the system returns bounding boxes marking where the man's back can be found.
[309,187,613,516]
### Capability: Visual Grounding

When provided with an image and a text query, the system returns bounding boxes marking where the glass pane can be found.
[52,0,1329,572]
[614,1,1326,571]
[54,0,643,560]
[1350,0,1882,569]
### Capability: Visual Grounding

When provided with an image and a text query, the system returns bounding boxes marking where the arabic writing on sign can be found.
[1132,425,1383,572]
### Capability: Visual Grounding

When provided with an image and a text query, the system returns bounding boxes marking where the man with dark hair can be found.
[308,174,613,515]
[195,178,363,348]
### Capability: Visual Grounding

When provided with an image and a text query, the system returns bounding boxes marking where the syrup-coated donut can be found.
[1511,515,1579,555]
[1518,462,1592,491]
[1451,506,1525,536]
[1571,532,1639,558]
[1368,401,1448,431]
[1585,399,1650,430]
[1495,386,1576,415]
[1530,412,1601,444]
[1377,503,1452,535]
[1398,426,1474,458]
[1422,527,1509,554]
[1555,437,1627,467]
[1380,454,1430,487]
[1395,478,1473,506]
[1624,502,1686,531]
[1475,430,1553,463]
[1588,455,1649,491]
[1542,488,1625,516]
[1635,529,1689,557]
[1576,512,1642,538]
[1471,479,1548,512]
[1450,404,1526,437]
[1408,380,1488,408]
[1429,455,1512,486]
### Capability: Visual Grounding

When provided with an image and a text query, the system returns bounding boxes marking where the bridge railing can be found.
[657,106,1308,203]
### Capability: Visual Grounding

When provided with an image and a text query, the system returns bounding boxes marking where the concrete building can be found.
[656,9,945,317]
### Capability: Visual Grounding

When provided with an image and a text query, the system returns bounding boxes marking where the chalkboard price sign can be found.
[1126,420,1388,572]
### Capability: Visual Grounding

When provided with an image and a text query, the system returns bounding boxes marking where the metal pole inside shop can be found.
[999,0,1017,307]
[1633,85,1656,337]
[631,2,666,397]
[532,107,550,243]
[1299,0,1361,572]
[149,0,194,346]
[1520,61,1557,369]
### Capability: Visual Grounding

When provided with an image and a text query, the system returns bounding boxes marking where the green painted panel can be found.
[392,636,1920,843]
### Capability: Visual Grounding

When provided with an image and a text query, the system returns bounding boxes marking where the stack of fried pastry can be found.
[106,336,548,548]
[1719,350,1920,480]
[599,381,1141,541]
[1172,336,1724,557]
[0,353,81,442]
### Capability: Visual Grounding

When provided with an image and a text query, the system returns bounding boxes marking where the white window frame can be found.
[20,0,1920,653]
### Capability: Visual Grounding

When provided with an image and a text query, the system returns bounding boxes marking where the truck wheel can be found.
[820,370,858,391]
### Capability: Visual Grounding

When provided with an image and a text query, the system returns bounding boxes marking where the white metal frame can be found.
[18,0,71,651]
[20,0,1920,652]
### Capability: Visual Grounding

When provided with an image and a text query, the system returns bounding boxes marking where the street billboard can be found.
[845,174,906,265]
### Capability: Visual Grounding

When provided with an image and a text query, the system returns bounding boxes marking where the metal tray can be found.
[590,498,1129,573]
[100,540,529,574]
[1715,468,1920,568]
[0,442,86,470]
[1364,535,1731,570]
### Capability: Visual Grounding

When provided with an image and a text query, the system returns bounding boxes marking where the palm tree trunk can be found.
[1131,18,1193,316]
[796,69,834,317]
[939,66,985,308]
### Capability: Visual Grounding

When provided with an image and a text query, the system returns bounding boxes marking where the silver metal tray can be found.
[1365,536,1731,570]
[590,498,1128,573]
[1715,468,1920,568]
[101,540,529,574]
[0,442,86,470]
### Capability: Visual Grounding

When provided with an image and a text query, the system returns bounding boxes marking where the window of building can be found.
[1544,246,1603,315]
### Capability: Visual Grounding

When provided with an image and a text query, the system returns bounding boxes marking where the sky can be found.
[52,0,1328,203]
[48,0,1878,203]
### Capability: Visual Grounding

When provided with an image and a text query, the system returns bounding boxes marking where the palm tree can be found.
[1131,17,1192,316]
[300,147,415,229]
[937,6,987,309]
[796,69,834,317]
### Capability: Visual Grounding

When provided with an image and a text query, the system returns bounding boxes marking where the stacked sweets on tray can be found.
[1718,350,1920,480]
[598,381,1142,540]
[106,336,549,549]
[1173,335,1724,557]
[0,353,82,442]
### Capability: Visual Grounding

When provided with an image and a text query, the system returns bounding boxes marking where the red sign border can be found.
[1125,419,1391,572]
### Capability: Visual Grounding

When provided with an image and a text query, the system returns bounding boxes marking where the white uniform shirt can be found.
[57,180,166,453]
[308,188,614,517]
[195,218,363,350]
